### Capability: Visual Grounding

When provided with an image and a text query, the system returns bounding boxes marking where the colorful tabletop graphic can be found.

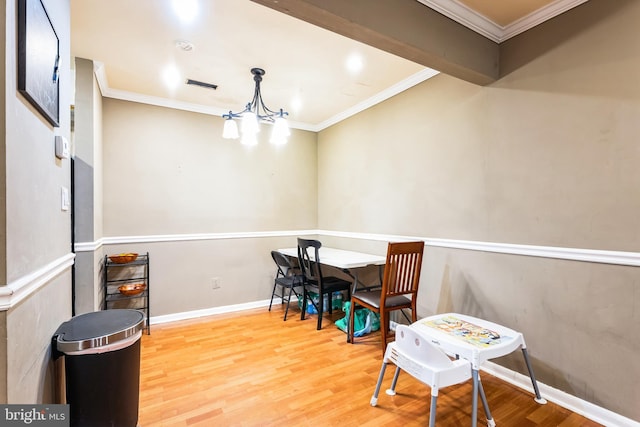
[422,315,506,348]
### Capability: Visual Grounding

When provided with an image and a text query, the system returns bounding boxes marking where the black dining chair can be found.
[297,238,353,330]
[269,250,305,321]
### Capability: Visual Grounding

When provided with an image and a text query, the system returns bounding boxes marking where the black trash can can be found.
[52,309,145,427]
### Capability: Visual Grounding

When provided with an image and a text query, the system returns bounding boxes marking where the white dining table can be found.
[277,247,386,269]
[277,246,386,291]
[410,313,547,427]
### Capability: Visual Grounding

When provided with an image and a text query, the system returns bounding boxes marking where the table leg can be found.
[472,368,478,427]
[349,269,359,294]
[346,270,358,343]
[478,376,496,427]
[521,348,548,404]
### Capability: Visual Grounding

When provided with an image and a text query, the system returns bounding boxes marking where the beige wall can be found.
[319,69,639,250]
[1,0,73,403]
[102,99,317,237]
[7,273,71,402]
[0,0,7,403]
[317,1,640,421]
[100,99,318,316]
[105,236,299,316]
[81,0,639,421]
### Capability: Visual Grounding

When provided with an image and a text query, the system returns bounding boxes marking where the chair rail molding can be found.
[0,252,76,311]
[319,230,640,267]
[75,229,639,267]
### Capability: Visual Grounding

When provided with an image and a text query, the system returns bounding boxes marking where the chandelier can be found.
[222,67,290,146]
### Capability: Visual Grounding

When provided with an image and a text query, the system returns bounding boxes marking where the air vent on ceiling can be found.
[185,79,218,90]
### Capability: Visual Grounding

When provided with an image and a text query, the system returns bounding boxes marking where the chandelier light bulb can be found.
[222,118,239,139]
[270,116,290,145]
[241,111,259,135]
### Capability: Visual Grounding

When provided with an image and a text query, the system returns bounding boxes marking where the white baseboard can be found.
[149,299,273,325]
[482,361,640,427]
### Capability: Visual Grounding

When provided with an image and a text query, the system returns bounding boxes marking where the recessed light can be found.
[162,64,181,90]
[171,0,199,24]
[346,53,364,74]
[291,96,302,113]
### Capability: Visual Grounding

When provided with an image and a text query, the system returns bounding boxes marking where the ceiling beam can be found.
[251,0,499,85]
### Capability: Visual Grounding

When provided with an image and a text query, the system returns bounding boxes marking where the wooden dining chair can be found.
[297,238,353,330]
[348,241,425,355]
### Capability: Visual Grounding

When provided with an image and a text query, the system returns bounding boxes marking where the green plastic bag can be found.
[335,301,380,337]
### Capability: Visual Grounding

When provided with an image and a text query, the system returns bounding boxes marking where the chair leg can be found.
[386,366,400,396]
[347,299,356,343]
[429,389,439,427]
[300,288,307,321]
[370,361,388,406]
[283,285,295,321]
[316,293,324,330]
[268,280,278,312]
[380,310,389,355]
[478,375,496,427]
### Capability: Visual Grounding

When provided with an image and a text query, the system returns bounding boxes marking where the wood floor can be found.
[138,305,601,427]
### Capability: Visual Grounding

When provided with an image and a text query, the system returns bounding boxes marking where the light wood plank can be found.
[139,306,602,426]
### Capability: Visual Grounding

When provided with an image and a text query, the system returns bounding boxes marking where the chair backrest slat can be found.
[382,241,424,298]
[297,238,323,286]
[395,325,454,369]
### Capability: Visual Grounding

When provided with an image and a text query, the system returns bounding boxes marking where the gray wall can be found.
[1,0,73,403]
[73,57,104,314]
[317,1,640,421]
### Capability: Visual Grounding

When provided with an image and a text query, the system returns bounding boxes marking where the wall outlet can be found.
[211,277,221,290]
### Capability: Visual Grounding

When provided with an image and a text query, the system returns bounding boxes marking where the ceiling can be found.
[70,0,587,132]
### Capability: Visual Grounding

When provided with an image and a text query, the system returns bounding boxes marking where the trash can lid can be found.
[54,309,145,353]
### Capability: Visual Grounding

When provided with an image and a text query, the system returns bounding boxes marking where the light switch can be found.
[55,135,70,159]
[61,187,70,211]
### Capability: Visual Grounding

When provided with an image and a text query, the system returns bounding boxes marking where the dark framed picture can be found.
[17,0,60,127]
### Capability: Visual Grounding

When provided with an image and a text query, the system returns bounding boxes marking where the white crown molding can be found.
[314,68,440,131]
[501,0,590,42]
[75,230,640,267]
[94,62,227,116]
[416,0,504,42]
[93,62,437,133]
[416,0,589,43]
[0,253,76,311]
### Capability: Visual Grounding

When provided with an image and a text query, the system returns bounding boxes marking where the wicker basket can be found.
[108,253,139,264]
[118,283,146,296]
